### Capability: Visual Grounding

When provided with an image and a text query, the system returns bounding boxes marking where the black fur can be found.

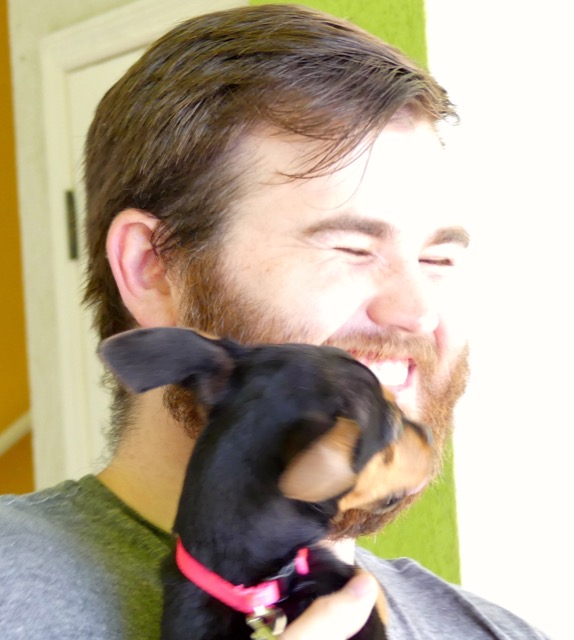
[99,327,430,640]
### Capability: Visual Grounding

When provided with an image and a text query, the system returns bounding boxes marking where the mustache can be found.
[323,330,438,367]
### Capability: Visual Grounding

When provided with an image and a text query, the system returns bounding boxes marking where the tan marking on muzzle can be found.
[279,418,360,503]
[337,422,432,513]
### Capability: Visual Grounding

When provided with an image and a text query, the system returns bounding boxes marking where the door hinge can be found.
[65,189,79,260]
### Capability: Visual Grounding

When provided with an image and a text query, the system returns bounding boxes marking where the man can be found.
[0,4,547,639]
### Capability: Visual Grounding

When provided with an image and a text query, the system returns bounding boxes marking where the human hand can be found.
[281,573,379,640]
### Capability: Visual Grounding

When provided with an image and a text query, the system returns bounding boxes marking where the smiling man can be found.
[0,4,548,639]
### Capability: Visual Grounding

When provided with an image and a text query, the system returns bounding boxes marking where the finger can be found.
[281,573,378,640]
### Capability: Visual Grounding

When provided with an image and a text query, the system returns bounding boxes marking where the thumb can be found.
[281,573,379,640]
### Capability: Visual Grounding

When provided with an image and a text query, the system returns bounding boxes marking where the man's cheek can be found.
[434,279,471,346]
[308,286,373,341]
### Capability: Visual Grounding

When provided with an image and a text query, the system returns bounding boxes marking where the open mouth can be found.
[350,355,415,392]
[367,360,413,388]
[341,350,419,415]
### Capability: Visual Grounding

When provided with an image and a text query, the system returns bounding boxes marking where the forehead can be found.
[234,118,462,239]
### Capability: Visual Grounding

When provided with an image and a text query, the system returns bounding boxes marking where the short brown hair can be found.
[83,3,455,343]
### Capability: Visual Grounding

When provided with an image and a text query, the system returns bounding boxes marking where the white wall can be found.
[426,2,573,639]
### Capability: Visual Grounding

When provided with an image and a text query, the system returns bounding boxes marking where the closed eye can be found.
[420,257,454,267]
[335,247,372,257]
[362,493,406,515]
[420,243,465,268]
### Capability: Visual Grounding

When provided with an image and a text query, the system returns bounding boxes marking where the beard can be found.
[164,252,470,538]
[326,339,468,539]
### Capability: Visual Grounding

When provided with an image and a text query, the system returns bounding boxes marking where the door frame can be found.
[35,0,245,487]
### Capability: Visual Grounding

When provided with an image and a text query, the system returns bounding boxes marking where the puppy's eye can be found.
[362,493,405,515]
[380,494,403,510]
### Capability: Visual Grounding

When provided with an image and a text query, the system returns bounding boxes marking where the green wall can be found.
[250,0,428,67]
[249,0,460,585]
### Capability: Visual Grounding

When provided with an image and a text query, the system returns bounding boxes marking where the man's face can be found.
[171,116,470,536]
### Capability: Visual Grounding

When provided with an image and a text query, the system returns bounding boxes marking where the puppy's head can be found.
[278,413,432,519]
[99,327,433,522]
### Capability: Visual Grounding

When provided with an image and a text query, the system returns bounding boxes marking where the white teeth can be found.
[367,360,409,387]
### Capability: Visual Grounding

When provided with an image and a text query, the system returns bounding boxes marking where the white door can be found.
[65,50,145,477]
[39,0,246,485]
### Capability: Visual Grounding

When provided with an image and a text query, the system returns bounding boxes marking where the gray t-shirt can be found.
[0,476,549,639]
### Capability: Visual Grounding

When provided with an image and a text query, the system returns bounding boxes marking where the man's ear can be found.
[106,209,178,327]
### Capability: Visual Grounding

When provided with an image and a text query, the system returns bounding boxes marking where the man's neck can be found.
[97,388,195,532]
[96,387,356,563]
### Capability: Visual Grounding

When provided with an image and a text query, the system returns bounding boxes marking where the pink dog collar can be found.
[175,539,309,614]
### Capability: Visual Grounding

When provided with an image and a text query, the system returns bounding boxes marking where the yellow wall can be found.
[0,433,34,493]
[0,0,34,494]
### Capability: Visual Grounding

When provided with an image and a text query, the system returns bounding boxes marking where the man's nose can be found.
[366,264,439,334]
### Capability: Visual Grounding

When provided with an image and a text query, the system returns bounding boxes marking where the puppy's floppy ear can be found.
[279,415,361,502]
[98,327,235,406]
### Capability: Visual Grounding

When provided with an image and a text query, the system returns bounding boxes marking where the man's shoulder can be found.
[0,476,170,639]
[0,478,102,579]
[356,546,549,639]
[0,474,173,556]
[1,479,82,537]
[0,479,113,637]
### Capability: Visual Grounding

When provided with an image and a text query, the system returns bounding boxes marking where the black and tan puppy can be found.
[99,327,433,640]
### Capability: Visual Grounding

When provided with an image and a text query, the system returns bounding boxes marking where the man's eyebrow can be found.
[305,215,471,247]
[428,226,470,247]
[305,215,393,239]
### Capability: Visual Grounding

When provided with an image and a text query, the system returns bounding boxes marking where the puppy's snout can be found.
[404,417,433,447]
[337,418,434,514]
